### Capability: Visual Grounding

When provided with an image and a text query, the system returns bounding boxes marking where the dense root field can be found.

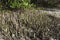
[0,10,60,40]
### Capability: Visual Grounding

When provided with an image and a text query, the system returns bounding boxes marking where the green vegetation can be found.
[0,0,34,9]
[0,0,60,9]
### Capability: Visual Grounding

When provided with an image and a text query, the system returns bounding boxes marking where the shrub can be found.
[0,0,33,9]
